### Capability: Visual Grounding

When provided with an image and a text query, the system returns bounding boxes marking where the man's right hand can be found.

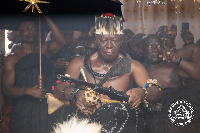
[26,85,47,99]
[76,90,96,114]
[54,58,69,70]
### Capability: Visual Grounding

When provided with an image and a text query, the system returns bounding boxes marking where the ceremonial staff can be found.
[38,16,42,91]
[19,0,49,92]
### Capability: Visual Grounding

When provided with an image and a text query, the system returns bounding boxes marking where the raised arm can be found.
[3,55,46,98]
[43,15,67,54]
[163,44,200,80]
[69,32,88,52]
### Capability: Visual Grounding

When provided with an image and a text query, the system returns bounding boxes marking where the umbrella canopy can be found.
[0,0,123,31]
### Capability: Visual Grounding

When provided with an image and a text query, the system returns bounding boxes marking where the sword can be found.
[57,74,129,103]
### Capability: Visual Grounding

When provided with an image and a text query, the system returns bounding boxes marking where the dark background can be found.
[0,0,123,31]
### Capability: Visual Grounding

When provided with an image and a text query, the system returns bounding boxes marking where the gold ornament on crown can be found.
[19,0,49,13]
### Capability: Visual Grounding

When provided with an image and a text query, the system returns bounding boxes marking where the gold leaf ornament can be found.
[19,0,49,13]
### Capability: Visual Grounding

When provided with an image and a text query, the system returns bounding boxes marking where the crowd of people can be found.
[0,13,199,133]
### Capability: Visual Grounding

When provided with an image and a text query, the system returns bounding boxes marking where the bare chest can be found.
[147,66,181,88]
[80,66,131,92]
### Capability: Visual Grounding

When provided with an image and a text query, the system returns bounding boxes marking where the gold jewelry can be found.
[167,52,170,55]
[84,87,101,105]
[81,106,85,110]
[163,38,176,51]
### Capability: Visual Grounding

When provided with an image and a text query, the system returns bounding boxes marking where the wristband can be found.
[63,85,71,102]
[174,57,182,66]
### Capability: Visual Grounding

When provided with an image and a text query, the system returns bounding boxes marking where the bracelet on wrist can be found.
[174,57,182,66]
[52,80,70,91]
[141,79,162,108]
[63,85,71,102]
[140,86,149,108]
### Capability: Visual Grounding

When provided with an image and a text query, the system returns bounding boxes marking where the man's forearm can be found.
[179,60,200,80]
[44,15,66,46]
[4,85,28,97]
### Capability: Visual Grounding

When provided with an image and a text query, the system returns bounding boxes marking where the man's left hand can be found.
[162,50,178,63]
[126,88,144,109]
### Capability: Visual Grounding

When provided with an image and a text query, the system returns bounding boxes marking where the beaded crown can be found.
[95,13,123,35]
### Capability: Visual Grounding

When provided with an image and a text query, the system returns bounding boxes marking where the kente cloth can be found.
[1,97,13,133]
[9,53,58,133]
[146,87,200,133]
[64,103,137,133]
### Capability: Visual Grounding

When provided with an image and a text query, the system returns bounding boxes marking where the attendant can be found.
[7,31,20,50]
[3,15,67,133]
[156,24,177,51]
[141,34,200,133]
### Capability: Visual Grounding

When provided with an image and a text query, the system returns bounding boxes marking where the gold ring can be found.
[81,106,85,110]
[167,52,170,54]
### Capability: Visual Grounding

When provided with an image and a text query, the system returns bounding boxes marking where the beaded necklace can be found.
[163,38,176,51]
[84,48,126,78]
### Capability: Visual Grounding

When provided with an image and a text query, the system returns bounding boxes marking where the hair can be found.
[156,26,167,35]
[131,33,145,45]
[52,117,102,133]
[95,15,123,35]
[141,34,163,48]
[122,29,135,36]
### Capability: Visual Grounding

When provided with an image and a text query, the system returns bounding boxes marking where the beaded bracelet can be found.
[70,88,85,104]
[140,86,149,108]
[174,57,182,66]
[63,85,71,102]
[141,79,162,107]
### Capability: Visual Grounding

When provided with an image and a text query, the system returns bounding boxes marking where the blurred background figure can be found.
[7,30,20,50]
[121,29,135,52]
[71,36,97,59]
[84,36,97,55]
[128,33,145,63]
[196,39,200,44]
[156,24,177,52]
[71,46,85,58]
[181,30,194,47]
[46,30,74,75]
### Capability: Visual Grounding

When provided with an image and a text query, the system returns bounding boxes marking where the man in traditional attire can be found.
[54,13,161,133]
[3,15,67,133]
[141,34,200,133]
